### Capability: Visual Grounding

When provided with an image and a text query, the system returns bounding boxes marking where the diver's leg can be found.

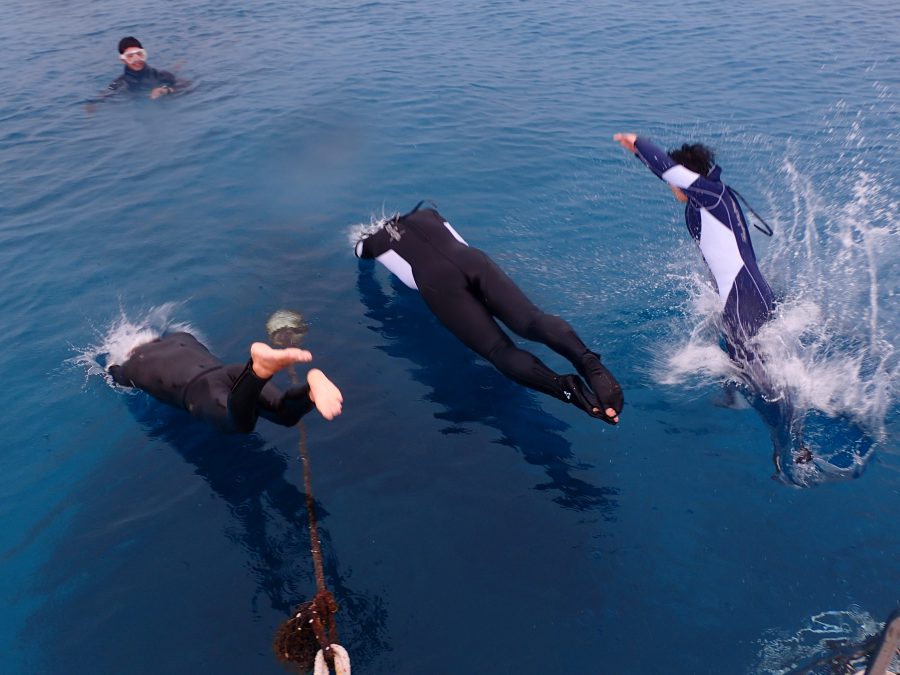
[225,362,269,433]
[256,382,315,427]
[419,283,603,418]
[225,344,313,432]
[726,268,775,343]
[473,252,622,418]
[249,342,311,378]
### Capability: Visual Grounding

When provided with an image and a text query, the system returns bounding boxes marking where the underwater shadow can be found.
[752,391,876,488]
[25,391,388,672]
[734,356,877,488]
[123,394,389,659]
[357,262,618,515]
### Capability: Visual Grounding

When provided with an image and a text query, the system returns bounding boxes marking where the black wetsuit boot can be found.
[577,351,625,415]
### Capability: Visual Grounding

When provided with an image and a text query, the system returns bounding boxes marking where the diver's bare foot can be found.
[307,369,343,420]
[250,342,312,379]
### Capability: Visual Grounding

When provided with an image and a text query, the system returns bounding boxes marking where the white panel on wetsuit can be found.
[698,209,744,303]
[662,164,701,190]
[376,250,418,289]
[443,221,468,245]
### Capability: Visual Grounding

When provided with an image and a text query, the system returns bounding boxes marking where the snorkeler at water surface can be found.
[355,202,624,424]
[109,333,343,433]
[87,35,188,107]
[103,36,181,100]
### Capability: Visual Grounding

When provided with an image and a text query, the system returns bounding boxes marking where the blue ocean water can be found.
[1,0,898,672]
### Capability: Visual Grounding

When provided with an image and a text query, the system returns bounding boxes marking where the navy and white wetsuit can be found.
[107,65,177,94]
[109,333,314,433]
[634,137,775,359]
[355,205,623,421]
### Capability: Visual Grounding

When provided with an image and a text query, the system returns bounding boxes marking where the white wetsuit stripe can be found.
[662,164,701,190]
[443,221,468,245]
[375,249,418,289]
[698,209,744,303]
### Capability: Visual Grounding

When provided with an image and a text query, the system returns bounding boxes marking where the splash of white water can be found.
[69,302,200,387]
[345,206,398,249]
[754,606,895,675]
[653,114,898,482]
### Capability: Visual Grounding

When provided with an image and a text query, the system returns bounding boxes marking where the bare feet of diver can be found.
[307,369,344,420]
[250,342,313,379]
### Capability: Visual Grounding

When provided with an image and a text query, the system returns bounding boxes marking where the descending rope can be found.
[268,311,350,675]
[298,420,328,606]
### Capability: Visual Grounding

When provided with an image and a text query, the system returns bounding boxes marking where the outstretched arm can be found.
[306,369,343,420]
[85,76,126,111]
[615,132,678,180]
[614,133,723,206]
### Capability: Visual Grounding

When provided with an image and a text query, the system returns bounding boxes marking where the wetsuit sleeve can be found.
[634,136,724,208]
[106,75,126,93]
[355,227,392,259]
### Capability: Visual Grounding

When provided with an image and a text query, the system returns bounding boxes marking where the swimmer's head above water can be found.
[118,36,147,72]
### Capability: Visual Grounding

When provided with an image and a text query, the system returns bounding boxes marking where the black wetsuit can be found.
[355,206,623,421]
[109,333,314,433]
[107,65,177,94]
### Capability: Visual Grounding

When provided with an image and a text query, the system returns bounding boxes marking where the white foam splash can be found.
[69,302,200,388]
[345,206,398,250]
[754,606,891,675]
[655,275,740,386]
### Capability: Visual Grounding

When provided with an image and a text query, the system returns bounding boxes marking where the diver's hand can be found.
[150,85,173,99]
[613,133,637,153]
[307,369,343,420]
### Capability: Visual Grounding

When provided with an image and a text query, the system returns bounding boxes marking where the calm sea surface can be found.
[1,1,898,673]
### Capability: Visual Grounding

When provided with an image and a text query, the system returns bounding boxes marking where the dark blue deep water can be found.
[1,1,898,673]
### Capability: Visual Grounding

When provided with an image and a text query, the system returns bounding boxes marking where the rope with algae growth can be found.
[267,310,350,675]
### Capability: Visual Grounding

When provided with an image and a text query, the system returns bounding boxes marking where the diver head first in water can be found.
[108,332,343,433]
[614,132,821,481]
[354,203,624,424]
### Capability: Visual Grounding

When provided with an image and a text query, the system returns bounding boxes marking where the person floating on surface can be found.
[613,133,776,367]
[109,332,343,433]
[355,202,624,424]
[106,36,180,99]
